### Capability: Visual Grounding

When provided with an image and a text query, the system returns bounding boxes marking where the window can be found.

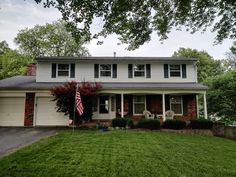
[170,64,181,77]
[58,64,69,76]
[170,96,183,115]
[134,64,145,77]
[133,95,146,114]
[100,64,111,77]
[99,96,109,113]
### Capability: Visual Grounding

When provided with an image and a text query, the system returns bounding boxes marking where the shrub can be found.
[190,119,213,129]
[162,119,186,130]
[137,119,160,130]
[112,118,133,128]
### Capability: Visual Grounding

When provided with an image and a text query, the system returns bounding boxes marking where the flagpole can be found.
[72,83,78,133]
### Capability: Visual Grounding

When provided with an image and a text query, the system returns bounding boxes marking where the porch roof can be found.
[0,76,207,91]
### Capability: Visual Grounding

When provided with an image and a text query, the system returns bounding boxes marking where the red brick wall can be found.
[27,64,37,76]
[24,93,35,126]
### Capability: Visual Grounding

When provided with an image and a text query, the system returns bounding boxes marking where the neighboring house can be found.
[0,57,208,127]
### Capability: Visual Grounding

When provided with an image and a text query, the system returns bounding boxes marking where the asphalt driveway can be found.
[0,128,60,157]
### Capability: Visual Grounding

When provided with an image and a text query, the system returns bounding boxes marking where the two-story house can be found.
[0,56,208,127]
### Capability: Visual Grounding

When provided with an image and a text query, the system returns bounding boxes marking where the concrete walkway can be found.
[0,128,60,157]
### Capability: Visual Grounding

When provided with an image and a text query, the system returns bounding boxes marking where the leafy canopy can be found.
[173,48,223,82]
[0,44,33,79]
[206,71,236,119]
[14,20,90,57]
[35,0,236,50]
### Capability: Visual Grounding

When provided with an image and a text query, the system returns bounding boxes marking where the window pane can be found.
[171,104,182,114]
[134,71,145,77]
[134,96,145,103]
[100,64,111,70]
[170,65,180,70]
[99,96,109,113]
[134,103,145,114]
[58,71,69,76]
[134,64,145,71]
[58,64,69,70]
[170,96,181,103]
[100,71,111,76]
[170,71,181,77]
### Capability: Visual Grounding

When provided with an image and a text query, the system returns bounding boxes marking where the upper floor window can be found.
[164,64,186,78]
[100,64,111,77]
[58,64,70,77]
[169,64,181,77]
[170,96,183,115]
[134,64,145,77]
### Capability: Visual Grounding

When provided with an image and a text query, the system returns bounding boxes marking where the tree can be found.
[0,40,9,55]
[206,71,236,119]
[0,49,33,79]
[172,48,223,83]
[14,20,90,57]
[50,81,102,124]
[222,41,236,71]
[35,0,236,50]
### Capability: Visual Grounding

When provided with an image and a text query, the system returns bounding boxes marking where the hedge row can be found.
[112,118,213,130]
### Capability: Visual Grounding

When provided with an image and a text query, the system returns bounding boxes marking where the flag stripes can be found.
[75,91,84,115]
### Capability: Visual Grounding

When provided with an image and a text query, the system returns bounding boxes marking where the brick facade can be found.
[116,94,197,121]
[26,64,37,76]
[24,93,35,126]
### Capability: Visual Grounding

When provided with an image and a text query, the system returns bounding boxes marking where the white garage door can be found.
[0,97,25,126]
[36,97,68,126]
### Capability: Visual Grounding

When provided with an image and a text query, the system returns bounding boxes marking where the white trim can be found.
[162,93,166,121]
[203,92,208,119]
[121,93,124,117]
[133,64,146,78]
[99,64,112,78]
[169,95,183,115]
[169,64,182,78]
[133,95,146,115]
[57,63,70,77]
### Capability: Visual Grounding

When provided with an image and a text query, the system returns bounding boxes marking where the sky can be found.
[0,0,234,59]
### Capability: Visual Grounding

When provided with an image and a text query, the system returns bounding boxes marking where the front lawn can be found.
[0,130,236,177]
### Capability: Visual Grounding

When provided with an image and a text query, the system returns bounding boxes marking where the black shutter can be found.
[94,64,99,78]
[146,64,151,78]
[183,96,188,115]
[182,64,187,78]
[70,63,75,78]
[128,64,133,78]
[51,63,56,78]
[112,64,117,78]
[164,64,169,78]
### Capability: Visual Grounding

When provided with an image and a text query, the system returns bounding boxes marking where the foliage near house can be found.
[0,131,236,177]
[50,81,102,123]
[162,119,186,130]
[137,119,160,130]
[14,20,90,57]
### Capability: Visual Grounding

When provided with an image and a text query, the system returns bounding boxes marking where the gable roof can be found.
[36,56,198,62]
[0,76,208,91]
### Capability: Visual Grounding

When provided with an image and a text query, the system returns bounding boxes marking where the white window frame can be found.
[133,95,146,115]
[133,64,146,77]
[170,95,183,115]
[57,64,70,77]
[99,64,112,77]
[169,64,182,77]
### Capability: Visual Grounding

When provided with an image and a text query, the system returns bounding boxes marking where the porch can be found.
[92,91,207,121]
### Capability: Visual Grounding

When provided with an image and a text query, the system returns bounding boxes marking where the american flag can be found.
[75,91,84,116]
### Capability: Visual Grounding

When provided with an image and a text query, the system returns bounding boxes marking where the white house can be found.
[0,56,208,127]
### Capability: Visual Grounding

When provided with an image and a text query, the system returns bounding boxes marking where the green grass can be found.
[0,130,236,177]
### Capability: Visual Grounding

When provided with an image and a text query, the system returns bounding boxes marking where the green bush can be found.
[137,119,160,130]
[162,119,186,130]
[112,118,133,128]
[190,119,213,129]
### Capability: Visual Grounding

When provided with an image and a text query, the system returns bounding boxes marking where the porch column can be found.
[121,93,124,118]
[203,92,208,119]
[162,93,166,121]
[196,95,199,118]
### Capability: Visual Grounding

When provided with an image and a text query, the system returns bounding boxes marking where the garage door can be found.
[36,97,68,126]
[0,97,25,126]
